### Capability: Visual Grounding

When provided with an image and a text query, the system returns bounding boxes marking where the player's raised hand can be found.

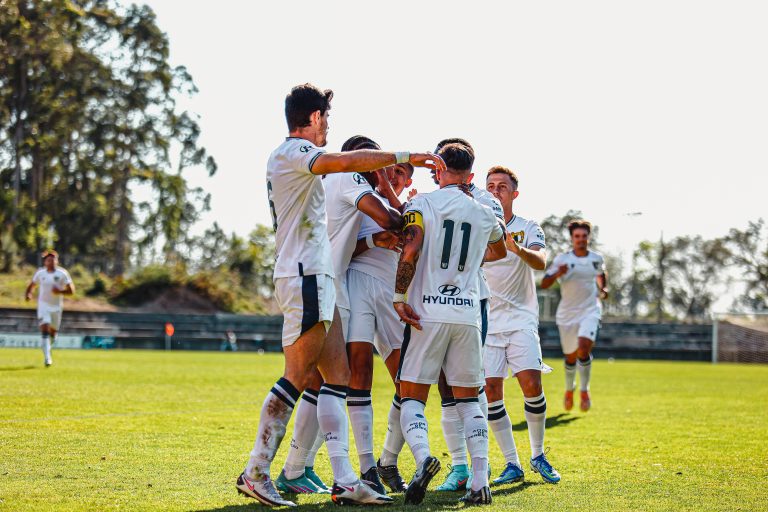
[394,302,422,330]
[407,188,419,201]
[409,152,446,173]
[558,264,569,276]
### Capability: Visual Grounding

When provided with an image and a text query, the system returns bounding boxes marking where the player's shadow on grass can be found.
[512,412,581,431]
[0,365,37,372]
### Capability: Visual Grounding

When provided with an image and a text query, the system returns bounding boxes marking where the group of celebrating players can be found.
[235,83,609,507]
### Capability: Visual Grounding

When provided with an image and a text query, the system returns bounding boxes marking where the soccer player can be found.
[236,83,444,507]
[430,139,504,493]
[394,143,507,506]
[483,166,561,484]
[344,162,414,494]
[24,250,74,367]
[276,135,403,496]
[540,220,608,412]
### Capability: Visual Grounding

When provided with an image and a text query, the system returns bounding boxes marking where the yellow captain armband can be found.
[403,210,423,230]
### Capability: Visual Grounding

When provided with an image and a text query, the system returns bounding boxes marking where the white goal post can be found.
[712,312,768,364]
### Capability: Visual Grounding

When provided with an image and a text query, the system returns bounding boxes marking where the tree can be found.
[726,219,768,312]
[0,0,216,275]
[665,236,729,319]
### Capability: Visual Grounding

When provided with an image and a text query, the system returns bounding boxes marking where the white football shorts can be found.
[346,268,403,360]
[557,316,601,354]
[397,321,483,387]
[484,330,552,379]
[37,307,63,331]
[274,274,335,347]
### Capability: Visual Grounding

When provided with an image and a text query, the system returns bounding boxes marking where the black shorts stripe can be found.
[396,325,411,381]
[524,403,547,414]
[480,299,488,346]
[300,275,320,336]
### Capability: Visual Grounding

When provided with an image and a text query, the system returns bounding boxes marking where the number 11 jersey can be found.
[404,185,504,328]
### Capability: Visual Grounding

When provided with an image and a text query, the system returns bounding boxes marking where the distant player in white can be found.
[25,250,74,367]
[237,83,444,507]
[344,161,414,494]
[541,220,608,412]
[482,166,561,485]
[394,143,506,506]
[276,135,402,497]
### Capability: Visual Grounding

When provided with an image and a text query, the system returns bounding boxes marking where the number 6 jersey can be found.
[404,185,504,328]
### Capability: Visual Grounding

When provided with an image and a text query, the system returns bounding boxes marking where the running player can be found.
[540,219,608,412]
[483,166,561,484]
[276,135,402,496]
[24,250,74,367]
[237,83,444,507]
[394,143,507,506]
[344,162,414,494]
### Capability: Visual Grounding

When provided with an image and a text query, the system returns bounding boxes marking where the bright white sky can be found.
[147,0,767,261]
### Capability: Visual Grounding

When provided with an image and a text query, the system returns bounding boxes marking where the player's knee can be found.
[520,379,543,397]
[484,379,504,402]
[564,352,578,365]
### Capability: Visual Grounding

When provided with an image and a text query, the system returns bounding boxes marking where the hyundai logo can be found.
[438,284,461,296]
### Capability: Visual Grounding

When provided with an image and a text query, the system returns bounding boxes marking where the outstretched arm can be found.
[311,151,445,176]
[507,239,547,270]
[540,264,567,289]
[53,283,74,296]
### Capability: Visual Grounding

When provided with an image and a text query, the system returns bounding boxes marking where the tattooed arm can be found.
[393,222,424,329]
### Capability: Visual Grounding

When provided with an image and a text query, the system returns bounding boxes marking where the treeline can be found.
[542,211,767,320]
[0,0,215,274]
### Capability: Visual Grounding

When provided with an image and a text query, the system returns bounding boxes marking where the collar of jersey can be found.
[571,250,591,258]
[506,214,517,227]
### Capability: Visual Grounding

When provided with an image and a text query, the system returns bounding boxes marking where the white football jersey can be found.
[32,267,72,310]
[546,250,606,324]
[323,172,375,309]
[267,137,332,278]
[468,184,505,301]
[484,214,546,337]
[348,193,399,286]
[405,186,504,328]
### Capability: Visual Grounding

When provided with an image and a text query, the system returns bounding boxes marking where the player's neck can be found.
[287,128,318,145]
[573,248,589,257]
[504,205,515,224]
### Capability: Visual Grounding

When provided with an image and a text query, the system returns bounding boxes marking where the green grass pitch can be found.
[1,349,767,511]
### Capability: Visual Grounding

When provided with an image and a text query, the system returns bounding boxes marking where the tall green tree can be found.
[726,219,768,312]
[0,0,215,274]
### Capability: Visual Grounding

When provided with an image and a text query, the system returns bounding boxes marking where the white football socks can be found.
[441,399,467,466]
[380,394,404,467]
[245,377,300,479]
[347,388,376,473]
[283,388,320,480]
[318,384,356,485]
[564,361,577,391]
[524,392,547,458]
[456,398,489,491]
[306,433,324,468]
[487,399,520,466]
[41,333,51,364]
[578,355,593,391]
[400,398,430,467]
[478,387,488,418]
